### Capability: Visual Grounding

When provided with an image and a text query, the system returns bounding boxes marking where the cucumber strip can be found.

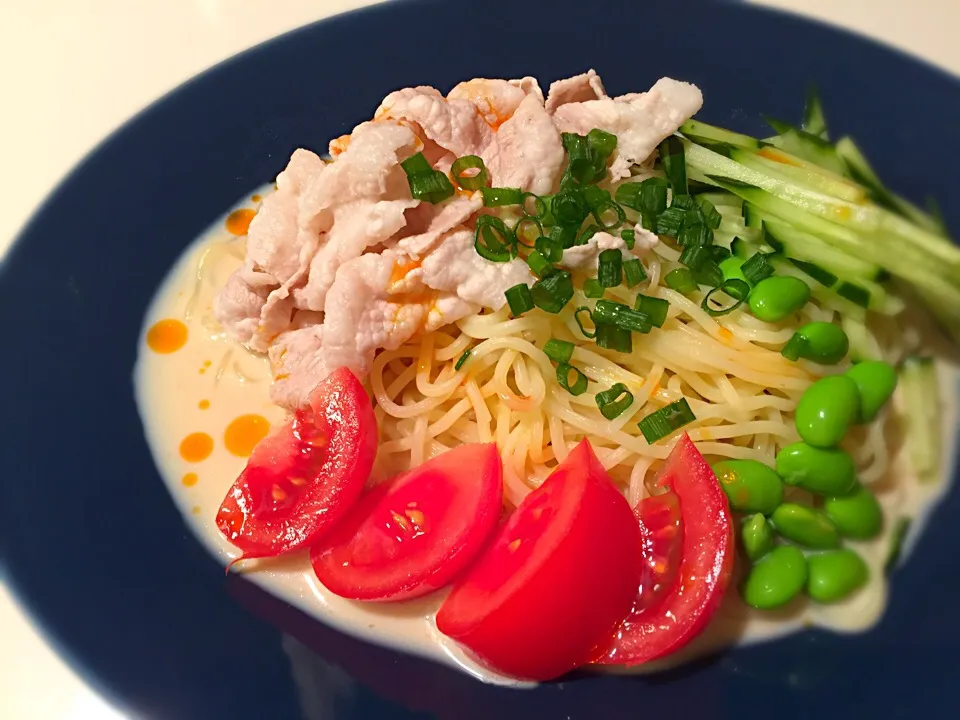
[680,119,761,150]
[730,147,865,204]
[764,127,845,174]
[697,192,742,210]
[884,517,912,574]
[901,357,941,483]
[803,86,829,139]
[760,217,882,281]
[835,136,946,237]
[841,314,879,362]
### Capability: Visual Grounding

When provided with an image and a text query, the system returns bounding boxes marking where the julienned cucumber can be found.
[729,147,865,204]
[761,216,881,281]
[901,357,941,483]
[680,119,761,150]
[763,125,845,174]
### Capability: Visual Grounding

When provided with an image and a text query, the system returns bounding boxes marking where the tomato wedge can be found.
[311,443,503,602]
[596,434,734,665]
[436,440,642,681]
[216,368,377,559]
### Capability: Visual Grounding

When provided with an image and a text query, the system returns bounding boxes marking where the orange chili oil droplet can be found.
[181,472,199,487]
[198,399,210,410]
[180,432,214,463]
[225,208,256,236]
[224,414,271,457]
[251,193,262,203]
[146,318,188,354]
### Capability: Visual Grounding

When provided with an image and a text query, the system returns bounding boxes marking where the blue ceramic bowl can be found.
[2,1,959,717]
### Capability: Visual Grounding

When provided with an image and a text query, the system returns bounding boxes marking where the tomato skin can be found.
[311,443,503,602]
[216,368,378,559]
[597,433,734,666]
[436,440,643,681]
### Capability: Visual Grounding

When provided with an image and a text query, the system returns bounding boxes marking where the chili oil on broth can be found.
[134,191,959,682]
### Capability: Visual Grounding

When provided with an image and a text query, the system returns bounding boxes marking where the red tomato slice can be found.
[216,368,377,559]
[436,439,642,681]
[633,491,683,611]
[310,443,503,602]
[596,433,734,666]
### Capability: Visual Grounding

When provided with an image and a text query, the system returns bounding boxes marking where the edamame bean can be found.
[845,361,898,422]
[775,442,857,496]
[824,484,882,539]
[748,276,811,322]
[713,459,784,514]
[741,545,807,609]
[794,375,860,448]
[793,322,850,365]
[741,513,775,561]
[806,549,869,603]
[771,503,840,548]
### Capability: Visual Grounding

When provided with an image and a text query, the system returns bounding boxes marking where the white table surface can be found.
[1,1,957,717]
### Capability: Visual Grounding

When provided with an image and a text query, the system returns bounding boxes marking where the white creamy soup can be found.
[134,196,957,683]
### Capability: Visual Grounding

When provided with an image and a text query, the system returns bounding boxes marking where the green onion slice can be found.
[474,215,516,262]
[455,349,471,371]
[535,235,563,262]
[592,200,626,230]
[587,128,618,157]
[621,228,636,249]
[543,338,574,364]
[594,300,651,333]
[595,383,634,420]
[679,220,712,248]
[584,278,604,299]
[531,270,574,314]
[408,171,454,204]
[781,333,808,362]
[623,259,647,288]
[526,250,553,278]
[543,338,575,362]
[553,189,590,226]
[450,155,489,190]
[656,206,686,238]
[679,244,710,270]
[598,248,623,288]
[505,283,534,316]
[400,152,432,177]
[522,192,548,218]
[695,196,722,230]
[659,136,687,195]
[574,306,597,339]
[514,216,543,248]
[595,324,633,353]
[701,279,750,317]
[635,295,669,328]
[665,268,697,294]
[742,252,775,285]
[557,362,588,396]
[694,261,724,288]
[637,398,696,443]
[481,186,523,207]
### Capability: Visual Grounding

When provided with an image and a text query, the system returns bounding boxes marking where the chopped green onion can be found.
[531,270,574,313]
[837,281,870,308]
[621,228,636,249]
[535,235,563,262]
[582,185,611,210]
[701,279,750,317]
[595,324,633,353]
[694,261,724,288]
[522,192,548,219]
[450,155,489,190]
[679,244,710,270]
[455,349,471,371]
[598,249,623,288]
[408,171,454,203]
[584,278,604,298]
[665,268,697,294]
[710,245,732,263]
[550,223,579,249]
[616,178,668,221]
[670,193,695,210]
[505,283,534,316]
[587,128,618,157]
[595,383,634,420]
[656,206,686,237]
[562,132,604,185]
[695,196,723,230]
[623,259,647,288]
[781,333,808,362]
[526,250,553,278]
[400,152,432,177]
[574,306,597,339]
[553,189,590,226]
[474,215,516,262]
[557,362,588,395]
[594,300,651,333]
[577,224,602,246]
[730,237,749,259]
[742,252,775,285]
[514,216,542,248]
[659,136,687,195]
[637,398,696,443]
[543,338,575,364]
[593,200,626,230]
[481,186,523,207]
[679,220,712,248]
[635,295,669,328]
